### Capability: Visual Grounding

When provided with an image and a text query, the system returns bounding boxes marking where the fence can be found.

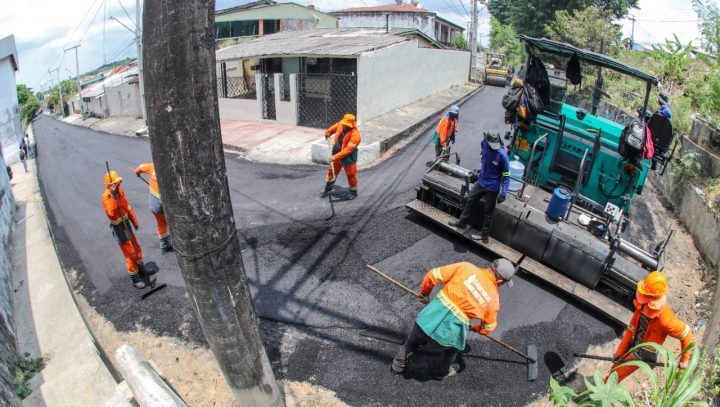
[218,76,257,99]
[297,73,357,129]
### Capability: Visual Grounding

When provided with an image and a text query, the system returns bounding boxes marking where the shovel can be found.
[366,264,539,381]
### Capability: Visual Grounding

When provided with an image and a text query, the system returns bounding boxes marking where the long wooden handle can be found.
[129,167,149,185]
[366,265,423,299]
[485,334,534,362]
[573,353,666,367]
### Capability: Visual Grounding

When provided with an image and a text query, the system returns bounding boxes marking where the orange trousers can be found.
[153,211,169,239]
[119,232,143,275]
[607,354,644,383]
[326,160,358,192]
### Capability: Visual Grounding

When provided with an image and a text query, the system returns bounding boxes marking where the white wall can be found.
[106,82,142,118]
[335,12,435,39]
[219,75,263,121]
[0,58,22,165]
[0,138,16,406]
[357,40,469,122]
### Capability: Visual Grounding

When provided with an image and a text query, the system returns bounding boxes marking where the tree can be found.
[489,17,526,67]
[142,0,283,405]
[17,84,39,124]
[450,32,468,50]
[651,34,695,84]
[545,6,623,55]
[487,0,638,38]
[693,0,720,63]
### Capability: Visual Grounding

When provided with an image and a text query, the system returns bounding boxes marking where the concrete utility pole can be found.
[629,15,636,50]
[49,68,65,117]
[136,0,147,122]
[469,0,478,81]
[142,1,283,406]
[64,44,84,117]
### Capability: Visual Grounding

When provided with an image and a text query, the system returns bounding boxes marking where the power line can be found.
[636,18,698,23]
[116,0,139,30]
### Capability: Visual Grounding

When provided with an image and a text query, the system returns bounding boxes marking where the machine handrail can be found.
[518,133,548,199]
[565,148,590,220]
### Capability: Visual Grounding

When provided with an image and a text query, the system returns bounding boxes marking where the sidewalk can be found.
[221,120,320,165]
[10,160,129,406]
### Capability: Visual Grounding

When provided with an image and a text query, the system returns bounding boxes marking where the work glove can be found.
[471,324,493,336]
[678,360,689,369]
[469,170,479,183]
[330,155,336,162]
[497,194,506,204]
[132,221,139,231]
[420,294,430,304]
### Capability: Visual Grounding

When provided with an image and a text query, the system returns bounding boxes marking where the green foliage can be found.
[14,352,45,399]
[16,84,39,125]
[487,0,638,37]
[544,6,623,55]
[651,35,695,84]
[692,0,720,63]
[489,17,526,68]
[45,79,78,115]
[672,152,702,181]
[702,345,720,403]
[450,32,468,50]
[550,342,708,406]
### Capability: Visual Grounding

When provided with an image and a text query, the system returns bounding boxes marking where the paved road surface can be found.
[33,86,616,406]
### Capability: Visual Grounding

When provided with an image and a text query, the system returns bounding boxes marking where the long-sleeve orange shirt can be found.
[135,163,160,197]
[101,186,138,228]
[419,262,500,335]
[325,122,361,165]
[615,301,694,363]
[435,115,458,148]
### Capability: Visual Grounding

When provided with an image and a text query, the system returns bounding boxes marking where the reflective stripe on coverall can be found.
[324,121,362,193]
[101,187,143,275]
[609,300,693,382]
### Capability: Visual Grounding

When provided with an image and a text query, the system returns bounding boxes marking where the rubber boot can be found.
[320,181,335,197]
[130,273,147,289]
[434,364,460,380]
[160,236,173,253]
[347,190,357,200]
[448,219,466,228]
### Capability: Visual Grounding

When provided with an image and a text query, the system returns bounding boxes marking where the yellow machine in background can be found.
[483,52,510,87]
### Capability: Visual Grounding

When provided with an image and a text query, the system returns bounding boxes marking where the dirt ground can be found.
[69,270,347,407]
[528,178,716,406]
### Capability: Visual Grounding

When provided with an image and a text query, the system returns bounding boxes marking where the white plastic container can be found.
[508,157,525,192]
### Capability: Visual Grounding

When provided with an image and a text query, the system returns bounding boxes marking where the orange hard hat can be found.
[104,170,123,186]
[339,113,356,128]
[637,271,667,297]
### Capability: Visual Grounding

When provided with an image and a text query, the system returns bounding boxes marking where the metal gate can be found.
[297,73,357,129]
[261,74,276,120]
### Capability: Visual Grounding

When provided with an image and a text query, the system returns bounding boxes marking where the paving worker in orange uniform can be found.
[391,259,516,379]
[432,105,460,158]
[608,271,694,382]
[101,170,147,289]
[321,113,361,199]
[135,162,172,252]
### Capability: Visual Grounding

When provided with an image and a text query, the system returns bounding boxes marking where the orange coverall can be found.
[135,163,169,245]
[610,301,693,382]
[325,122,361,195]
[102,187,143,275]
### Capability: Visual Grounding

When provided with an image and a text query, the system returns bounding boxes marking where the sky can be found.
[0,0,703,90]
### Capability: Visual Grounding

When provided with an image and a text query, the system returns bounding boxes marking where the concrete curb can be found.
[310,84,484,166]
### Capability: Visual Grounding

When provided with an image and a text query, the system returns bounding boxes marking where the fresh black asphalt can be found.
[33,87,619,405]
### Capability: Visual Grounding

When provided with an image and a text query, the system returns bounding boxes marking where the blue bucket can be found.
[546,187,572,221]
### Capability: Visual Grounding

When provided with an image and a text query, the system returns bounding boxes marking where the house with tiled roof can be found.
[331,1,464,46]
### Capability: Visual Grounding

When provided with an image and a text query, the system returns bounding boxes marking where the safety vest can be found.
[616,301,693,363]
[325,122,361,165]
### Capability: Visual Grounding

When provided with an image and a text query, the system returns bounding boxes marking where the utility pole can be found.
[629,15,636,50]
[142,1,283,405]
[65,44,84,117]
[49,68,65,117]
[136,0,147,122]
[469,0,478,81]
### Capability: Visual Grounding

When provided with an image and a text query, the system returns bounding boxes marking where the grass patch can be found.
[15,352,45,399]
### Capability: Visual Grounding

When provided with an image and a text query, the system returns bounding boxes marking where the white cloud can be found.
[618,0,700,47]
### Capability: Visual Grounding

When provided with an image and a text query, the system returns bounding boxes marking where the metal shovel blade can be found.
[527,344,538,381]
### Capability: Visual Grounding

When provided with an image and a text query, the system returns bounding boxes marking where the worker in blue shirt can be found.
[449,132,510,243]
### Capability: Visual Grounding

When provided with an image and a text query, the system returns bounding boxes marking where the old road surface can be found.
[34,86,617,406]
